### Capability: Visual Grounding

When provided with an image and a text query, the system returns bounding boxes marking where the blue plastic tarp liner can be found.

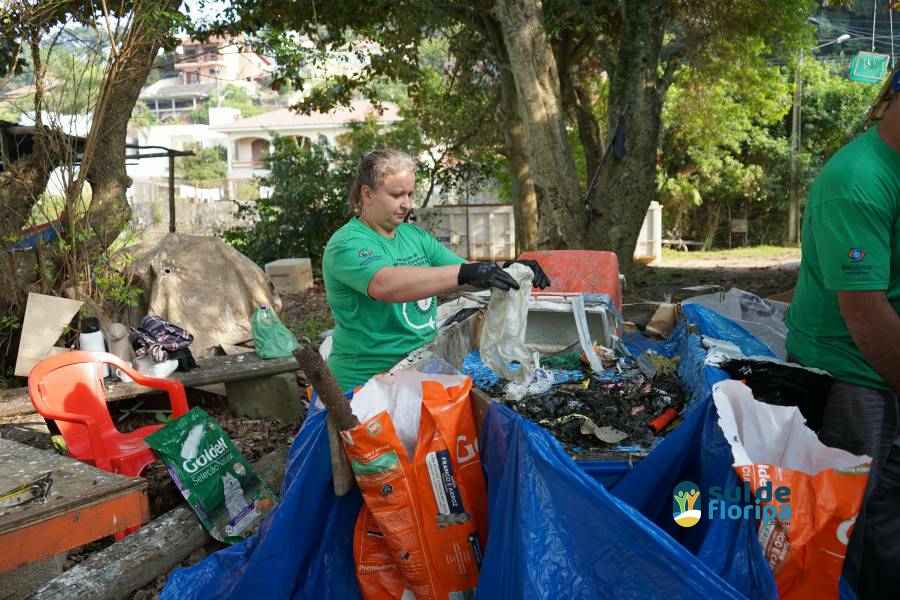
[161,304,853,599]
[477,402,745,599]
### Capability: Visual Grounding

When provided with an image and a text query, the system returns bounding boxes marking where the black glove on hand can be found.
[502,259,552,289]
[458,262,521,291]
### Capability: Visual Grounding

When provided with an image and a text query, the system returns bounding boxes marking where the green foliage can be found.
[659,46,879,248]
[797,58,880,175]
[659,54,793,246]
[175,143,228,181]
[131,100,159,127]
[221,136,354,271]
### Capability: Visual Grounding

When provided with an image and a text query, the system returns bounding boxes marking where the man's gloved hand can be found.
[458,262,520,291]
[503,259,552,289]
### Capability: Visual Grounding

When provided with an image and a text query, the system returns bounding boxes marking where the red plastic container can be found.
[517,250,622,312]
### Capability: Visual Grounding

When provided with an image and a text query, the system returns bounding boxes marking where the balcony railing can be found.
[231,160,267,170]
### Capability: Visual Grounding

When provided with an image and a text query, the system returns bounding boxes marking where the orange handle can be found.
[648,407,679,434]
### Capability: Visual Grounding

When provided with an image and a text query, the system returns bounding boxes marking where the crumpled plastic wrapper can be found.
[479,263,537,400]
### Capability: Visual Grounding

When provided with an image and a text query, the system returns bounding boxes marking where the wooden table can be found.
[0,352,300,418]
[0,438,149,573]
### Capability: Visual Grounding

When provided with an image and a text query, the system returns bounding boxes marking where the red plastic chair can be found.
[28,351,189,477]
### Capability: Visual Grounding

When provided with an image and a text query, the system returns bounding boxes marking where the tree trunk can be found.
[82,7,174,252]
[497,63,538,254]
[585,0,670,274]
[492,0,583,250]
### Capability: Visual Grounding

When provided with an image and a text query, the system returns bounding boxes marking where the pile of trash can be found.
[462,348,684,453]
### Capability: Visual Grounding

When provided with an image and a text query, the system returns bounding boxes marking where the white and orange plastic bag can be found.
[342,372,487,600]
[713,379,870,599]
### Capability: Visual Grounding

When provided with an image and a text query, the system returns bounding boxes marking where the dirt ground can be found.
[1,249,800,598]
[625,250,800,303]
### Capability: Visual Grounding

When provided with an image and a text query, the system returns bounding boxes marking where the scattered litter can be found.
[0,471,53,508]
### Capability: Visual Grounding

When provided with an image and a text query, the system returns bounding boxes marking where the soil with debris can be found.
[0,387,302,599]
[627,259,798,303]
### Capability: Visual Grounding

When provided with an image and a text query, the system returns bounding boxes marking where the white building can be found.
[139,35,274,121]
[125,121,230,181]
[211,99,402,181]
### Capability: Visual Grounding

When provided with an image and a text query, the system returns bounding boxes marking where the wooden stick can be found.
[292,346,359,431]
[292,346,358,496]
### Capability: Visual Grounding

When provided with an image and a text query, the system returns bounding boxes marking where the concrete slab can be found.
[224,373,304,423]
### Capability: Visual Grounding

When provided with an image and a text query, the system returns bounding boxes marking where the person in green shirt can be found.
[323,149,550,393]
[785,69,900,599]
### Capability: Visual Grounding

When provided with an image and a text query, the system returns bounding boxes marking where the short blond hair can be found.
[349,149,415,211]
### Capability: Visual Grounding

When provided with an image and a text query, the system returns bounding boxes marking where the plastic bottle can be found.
[79,317,109,377]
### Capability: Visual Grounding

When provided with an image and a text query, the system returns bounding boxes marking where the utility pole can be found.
[788,51,803,245]
[787,33,850,245]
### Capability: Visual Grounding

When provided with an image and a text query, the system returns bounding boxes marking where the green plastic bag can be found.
[251,306,300,359]
[146,407,279,544]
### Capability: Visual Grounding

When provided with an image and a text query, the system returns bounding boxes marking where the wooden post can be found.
[292,346,358,496]
[168,153,176,233]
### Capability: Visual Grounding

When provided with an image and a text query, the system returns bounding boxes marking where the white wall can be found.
[127,124,229,179]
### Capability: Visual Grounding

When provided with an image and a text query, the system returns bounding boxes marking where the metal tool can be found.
[0,471,54,508]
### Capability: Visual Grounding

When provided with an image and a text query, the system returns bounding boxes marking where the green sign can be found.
[849,52,891,83]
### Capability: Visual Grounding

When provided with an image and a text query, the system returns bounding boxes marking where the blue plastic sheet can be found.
[477,402,745,599]
[161,305,854,600]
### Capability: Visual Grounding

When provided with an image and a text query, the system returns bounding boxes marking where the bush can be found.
[221,137,354,272]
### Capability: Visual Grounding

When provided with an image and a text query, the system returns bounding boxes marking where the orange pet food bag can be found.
[342,374,487,600]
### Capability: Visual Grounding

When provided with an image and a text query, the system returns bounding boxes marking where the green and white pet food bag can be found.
[146,407,278,544]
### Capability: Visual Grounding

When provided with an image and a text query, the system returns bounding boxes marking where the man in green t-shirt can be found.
[323,149,550,392]
[785,70,900,599]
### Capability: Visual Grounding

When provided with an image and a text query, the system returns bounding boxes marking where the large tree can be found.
[0,2,181,378]
[213,0,815,268]
[0,2,182,306]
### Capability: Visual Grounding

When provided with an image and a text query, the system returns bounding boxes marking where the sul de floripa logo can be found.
[673,480,702,527]
[673,478,792,528]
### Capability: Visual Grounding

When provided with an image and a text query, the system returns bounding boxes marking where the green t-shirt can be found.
[786,125,900,390]
[323,218,466,391]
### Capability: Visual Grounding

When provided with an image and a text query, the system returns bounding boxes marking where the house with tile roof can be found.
[211,99,402,181]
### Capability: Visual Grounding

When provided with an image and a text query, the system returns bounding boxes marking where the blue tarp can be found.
[160,305,850,599]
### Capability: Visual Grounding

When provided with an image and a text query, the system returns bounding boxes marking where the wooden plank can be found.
[0,489,148,573]
[0,438,147,535]
[30,444,290,600]
[0,438,149,573]
[0,353,300,418]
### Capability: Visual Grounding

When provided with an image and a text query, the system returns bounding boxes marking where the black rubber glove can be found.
[503,259,552,289]
[458,262,520,291]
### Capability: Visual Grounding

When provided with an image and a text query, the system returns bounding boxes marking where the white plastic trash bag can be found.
[684,288,789,359]
[478,263,536,399]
